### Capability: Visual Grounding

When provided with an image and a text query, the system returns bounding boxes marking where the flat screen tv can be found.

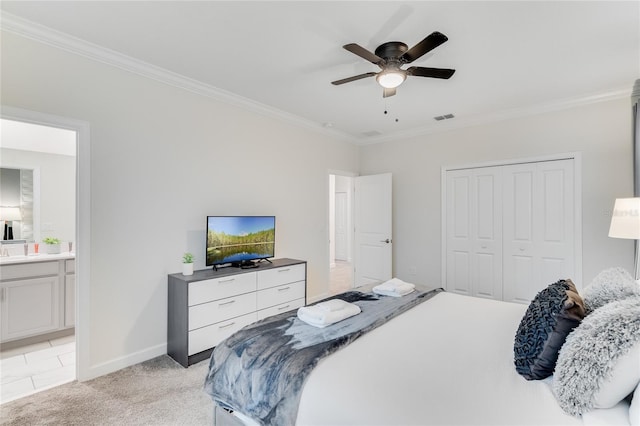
[206,216,275,269]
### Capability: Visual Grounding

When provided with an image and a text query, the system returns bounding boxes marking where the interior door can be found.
[445,167,503,299]
[354,173,392,287]
[502,159,574,303]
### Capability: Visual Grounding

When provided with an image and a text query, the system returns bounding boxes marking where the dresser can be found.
[167,258,306,367]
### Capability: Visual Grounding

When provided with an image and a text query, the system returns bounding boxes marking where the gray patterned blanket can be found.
[203,287,443,426]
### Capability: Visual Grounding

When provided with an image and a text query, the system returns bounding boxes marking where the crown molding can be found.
[0,12,356,144]
[2,12,629,147]
[357,87,632,145]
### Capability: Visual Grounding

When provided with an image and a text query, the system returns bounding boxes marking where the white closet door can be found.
[445,167,503,299]
[503,159,574,303]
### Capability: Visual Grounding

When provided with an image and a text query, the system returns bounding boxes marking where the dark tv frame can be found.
[205,215,275,270]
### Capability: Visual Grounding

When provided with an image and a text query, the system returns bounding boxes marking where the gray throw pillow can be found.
[552,296,640,416]
[582,267,639,314]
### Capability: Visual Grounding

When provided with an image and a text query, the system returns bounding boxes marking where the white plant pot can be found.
[182,263,194,276]
[45,243,61,254]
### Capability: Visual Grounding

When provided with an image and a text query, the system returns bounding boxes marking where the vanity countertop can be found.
[0,252,75,266]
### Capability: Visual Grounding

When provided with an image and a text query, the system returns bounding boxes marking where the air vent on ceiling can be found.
[434,113,455,121]
[362,130,383,137]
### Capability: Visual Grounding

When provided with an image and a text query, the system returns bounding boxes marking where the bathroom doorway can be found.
[328,172,354,294]
[0,117,77,403]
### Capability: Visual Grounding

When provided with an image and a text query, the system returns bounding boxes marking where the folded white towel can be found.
[297,301,361,328]
[315,299,352,312]
[373,278,416,297]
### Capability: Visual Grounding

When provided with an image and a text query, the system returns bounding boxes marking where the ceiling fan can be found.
[331,31,455,98]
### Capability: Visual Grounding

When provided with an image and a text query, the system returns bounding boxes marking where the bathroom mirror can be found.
[0,166,36,242]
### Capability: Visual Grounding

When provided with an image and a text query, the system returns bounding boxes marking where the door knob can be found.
[380,239,391,244]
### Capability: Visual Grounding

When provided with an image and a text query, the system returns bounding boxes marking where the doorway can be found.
[328,173,354,294]
[0,110,85,403]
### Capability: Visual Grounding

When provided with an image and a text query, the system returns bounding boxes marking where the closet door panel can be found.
[446,172,472,295]
[503,165,536,302]
[504,160,575,303]
[537,160,575,285]
[473,169,502,299]
[445,168,502,299]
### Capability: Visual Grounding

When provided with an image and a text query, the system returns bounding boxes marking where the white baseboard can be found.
[81,342,167,381]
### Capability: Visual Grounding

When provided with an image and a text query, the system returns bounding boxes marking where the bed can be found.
[204,270,640,426]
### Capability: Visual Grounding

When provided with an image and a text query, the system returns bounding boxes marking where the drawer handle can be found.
[277,304,290,311]
[277,286,291,291]
[219,300,236,306]
[278,268,290,273]
[219,278,235,283]
[219,322,236,329]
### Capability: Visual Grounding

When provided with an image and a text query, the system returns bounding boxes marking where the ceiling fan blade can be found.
[343,43,384,65]
[406,66,456,79]
[401,31,448,63]
[331,72,377,85]
[383,87,396,98]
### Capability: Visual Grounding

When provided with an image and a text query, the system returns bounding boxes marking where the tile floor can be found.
[0,335,76,404]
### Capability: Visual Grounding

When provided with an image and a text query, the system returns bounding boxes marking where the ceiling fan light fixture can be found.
[376,70,406,89]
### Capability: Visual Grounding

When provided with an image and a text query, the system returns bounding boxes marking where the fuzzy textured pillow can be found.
[514,279,585,380]
[553,296,640,416]
[582,267,639,314]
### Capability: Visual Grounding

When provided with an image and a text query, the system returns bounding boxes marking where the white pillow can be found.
[631,385,639,426]
[593,342,640,408]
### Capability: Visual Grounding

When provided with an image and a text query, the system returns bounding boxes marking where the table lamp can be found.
[609,197,640,280]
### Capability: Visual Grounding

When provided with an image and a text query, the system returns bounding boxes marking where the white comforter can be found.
[292,291,629,426]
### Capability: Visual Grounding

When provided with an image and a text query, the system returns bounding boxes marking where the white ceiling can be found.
[1,1,639,144]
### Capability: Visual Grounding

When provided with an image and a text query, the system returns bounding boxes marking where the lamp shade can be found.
[609,198,640,239]
[0,206,22,221]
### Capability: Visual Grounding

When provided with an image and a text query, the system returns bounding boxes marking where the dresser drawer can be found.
[189,272,256,306]
[257,264,305,290]
[257,297,305,321]
[188,312,257,355]
[189,292,256,331]
[0,261,59,281]
[257,280,305,310]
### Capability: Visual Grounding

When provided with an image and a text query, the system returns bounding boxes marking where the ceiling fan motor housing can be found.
[374,42,409,62]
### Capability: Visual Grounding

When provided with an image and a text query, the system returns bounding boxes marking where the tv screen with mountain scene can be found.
[206,216,275,266]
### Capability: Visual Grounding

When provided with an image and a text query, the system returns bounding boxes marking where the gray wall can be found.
[360,97,634,290]
[1,30,359,376]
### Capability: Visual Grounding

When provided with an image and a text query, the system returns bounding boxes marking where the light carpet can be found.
[0,355,212,425]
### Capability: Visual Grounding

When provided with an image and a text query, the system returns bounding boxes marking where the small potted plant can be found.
[43,237,62,254]
[182,252,194,276]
